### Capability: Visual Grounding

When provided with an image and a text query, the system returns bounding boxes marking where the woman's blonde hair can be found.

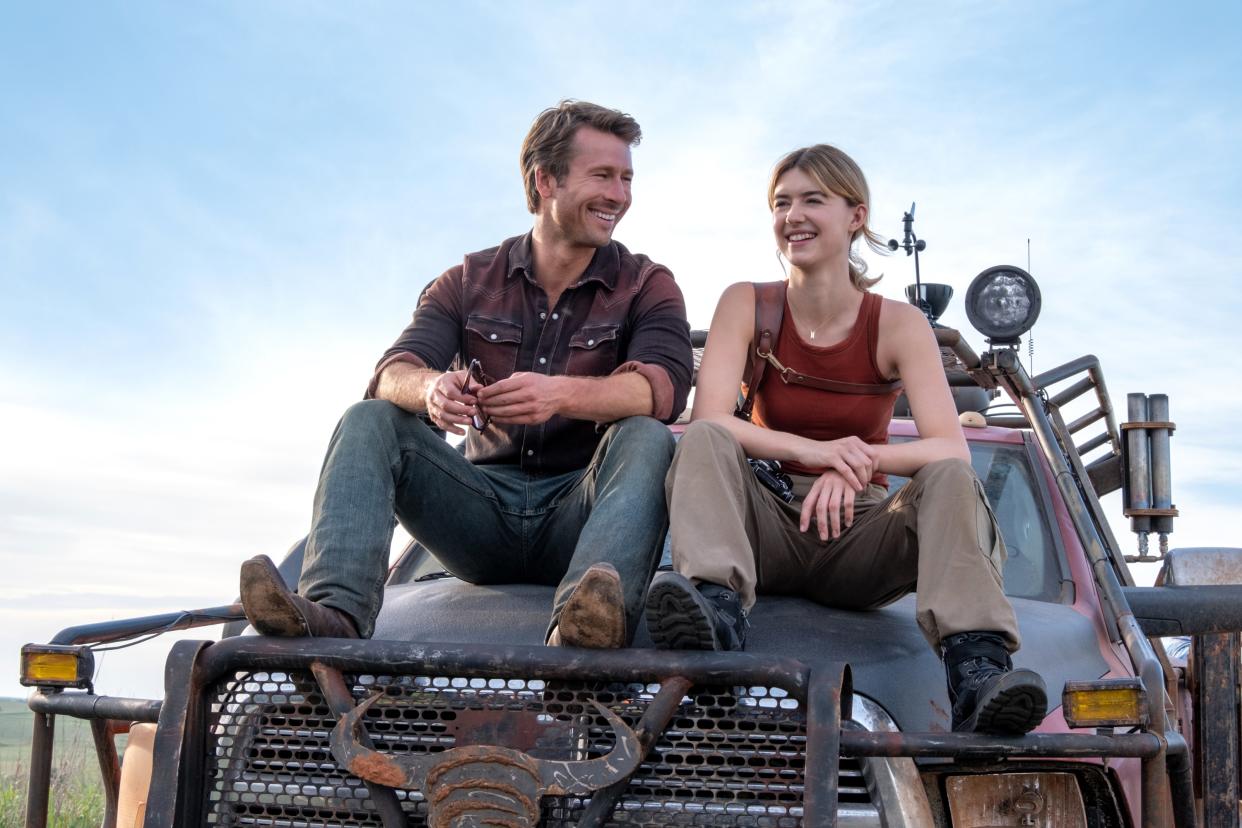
[768,145,886,289]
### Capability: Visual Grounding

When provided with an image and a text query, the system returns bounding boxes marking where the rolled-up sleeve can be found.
[364,266,463,399]
[616,267,693,423]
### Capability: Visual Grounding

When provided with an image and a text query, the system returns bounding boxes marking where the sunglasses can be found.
[459,358,492,431]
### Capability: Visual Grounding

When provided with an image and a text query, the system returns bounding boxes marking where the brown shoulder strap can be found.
[736,281,786,421]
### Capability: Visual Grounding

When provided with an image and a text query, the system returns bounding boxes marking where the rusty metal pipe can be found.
[578,676,694,828]
[1066,407,1107,435]
[1196,633,1240,828]
[1122,585,1242,636]
[984,414,1030,428]
[1127,393,1153,537]
[90,719,121,828]
[27,691,161,723]
[839,730,1163,759]
[1148,394,1174,537]
[935,327,980,370]
[1141,745,1172,828]
[804,663,851,827]
[310,662,407,828]
[49,604,244,647]
[1032,354,1105,388]
[993,348,1179,823]
[1076,431,1112,455]
[1049,376,1097,408]
[24,711,54,828]
[1164,730,1197,828]
[199,638,812,695]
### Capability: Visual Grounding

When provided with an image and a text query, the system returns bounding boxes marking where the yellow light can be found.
[1063,678,1148,728]
[19,645,94,689]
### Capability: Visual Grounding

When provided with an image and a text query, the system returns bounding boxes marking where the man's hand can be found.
[802,436,878,492]
[476,372,566,425]
[424,369,480,436]
[800,470,856,541]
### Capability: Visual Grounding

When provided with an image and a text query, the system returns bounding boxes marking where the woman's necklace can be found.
[788,304,831,341]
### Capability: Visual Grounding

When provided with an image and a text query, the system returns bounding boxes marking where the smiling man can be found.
[239,100,693,649]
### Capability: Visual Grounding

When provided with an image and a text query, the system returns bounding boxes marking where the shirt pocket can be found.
[465,314,523,379]
[566,323,620,377]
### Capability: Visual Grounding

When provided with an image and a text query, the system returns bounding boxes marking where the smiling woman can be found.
[648,143,1049,736]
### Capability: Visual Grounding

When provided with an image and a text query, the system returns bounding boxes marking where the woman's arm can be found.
[872,300,971,476]
[691,283,877,491]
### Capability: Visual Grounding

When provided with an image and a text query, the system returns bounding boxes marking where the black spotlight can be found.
[964,265,1041,345]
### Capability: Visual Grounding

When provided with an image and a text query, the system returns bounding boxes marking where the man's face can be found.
[539,127,633,248]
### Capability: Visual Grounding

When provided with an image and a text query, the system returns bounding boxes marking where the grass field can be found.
[1,697,107,827]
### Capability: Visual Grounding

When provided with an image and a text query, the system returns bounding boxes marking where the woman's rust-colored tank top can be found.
[751,290,900,484]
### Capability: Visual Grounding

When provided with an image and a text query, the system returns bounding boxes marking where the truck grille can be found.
[204,669,870,826]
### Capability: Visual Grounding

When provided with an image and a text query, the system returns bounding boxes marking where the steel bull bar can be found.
[20,637,1184,828]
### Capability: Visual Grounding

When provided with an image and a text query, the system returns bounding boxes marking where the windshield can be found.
[888,440,1065,603]
[401,439,1068,603]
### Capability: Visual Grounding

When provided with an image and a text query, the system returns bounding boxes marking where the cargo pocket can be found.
[973,476,1006,586]
[566,324,620,376]
[465,315,523,379]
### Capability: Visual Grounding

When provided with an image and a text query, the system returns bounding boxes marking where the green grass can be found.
[0,698,108,827]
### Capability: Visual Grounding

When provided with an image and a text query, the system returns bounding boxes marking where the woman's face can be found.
[771,167,864,271]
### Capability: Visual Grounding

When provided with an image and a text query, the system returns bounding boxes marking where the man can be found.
[240,100,693,648]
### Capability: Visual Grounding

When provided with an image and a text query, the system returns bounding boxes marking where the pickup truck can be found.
[19,265,1242,827]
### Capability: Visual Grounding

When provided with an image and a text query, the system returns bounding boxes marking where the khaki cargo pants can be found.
[666,420,1021,653]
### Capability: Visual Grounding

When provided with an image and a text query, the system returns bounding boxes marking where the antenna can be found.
[1026,239,1035,374]
[888,203,928,312]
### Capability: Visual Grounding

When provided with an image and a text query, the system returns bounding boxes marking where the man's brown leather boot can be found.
[548,563,626,649]
[240,555,359,638]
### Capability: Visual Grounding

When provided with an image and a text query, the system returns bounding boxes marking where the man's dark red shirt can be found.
[366,233,693,474]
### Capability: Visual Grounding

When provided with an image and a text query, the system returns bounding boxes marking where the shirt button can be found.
[489,333,498,340]
[539,312,546,320]
[538,357,547,365]
[551,313,559,320]
[526,449,534,456]
[587,339,595,346]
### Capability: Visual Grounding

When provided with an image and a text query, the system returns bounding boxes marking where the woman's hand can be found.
[800,470,856,541]
[803,437,878,491]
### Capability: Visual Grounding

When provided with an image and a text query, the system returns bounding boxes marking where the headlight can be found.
[965,265,1041,344]
[946,772,1086,827]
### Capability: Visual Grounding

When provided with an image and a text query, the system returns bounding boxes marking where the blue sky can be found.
[3,1,1241,698]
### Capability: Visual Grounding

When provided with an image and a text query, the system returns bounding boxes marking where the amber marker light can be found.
[1062,678,1148,729]
[19,644,95,690]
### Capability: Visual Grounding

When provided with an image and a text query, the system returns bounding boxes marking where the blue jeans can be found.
[298,400,674,641]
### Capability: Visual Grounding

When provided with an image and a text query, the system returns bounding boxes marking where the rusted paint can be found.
[424,753,541,828]
[450,706,572,750]
[425,745,545,789]
[331,689,640,801]
[346,750,409,789]
[1195,633,1240,828]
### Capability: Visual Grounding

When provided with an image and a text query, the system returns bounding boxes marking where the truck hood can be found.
[375,579,1109,733]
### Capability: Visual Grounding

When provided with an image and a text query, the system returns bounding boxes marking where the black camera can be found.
[748,458,795,503]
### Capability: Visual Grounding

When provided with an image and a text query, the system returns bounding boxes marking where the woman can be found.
[645,145,1046,735]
